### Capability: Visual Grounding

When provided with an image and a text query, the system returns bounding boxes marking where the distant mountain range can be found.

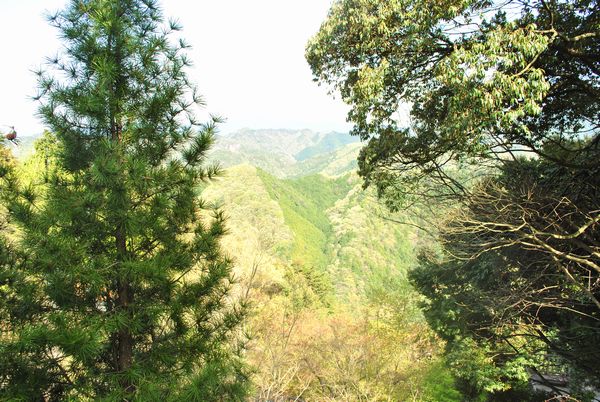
[209,128,362,177]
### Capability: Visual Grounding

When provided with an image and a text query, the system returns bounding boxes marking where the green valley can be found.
[197,129,457,400]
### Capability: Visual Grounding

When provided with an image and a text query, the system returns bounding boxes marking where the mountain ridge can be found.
[9,128,363,179]
[209,128,361,178]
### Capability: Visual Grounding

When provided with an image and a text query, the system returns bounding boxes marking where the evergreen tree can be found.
[0,0,248,400]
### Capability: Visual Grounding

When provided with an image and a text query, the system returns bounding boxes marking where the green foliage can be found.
[411,155,600,399]
[326,183,418,302]
[17,131,62,187]
[420,360,462,402]
[257,170,351,271]
[0,0,247,400]
[0,141,16,178]
[307,0,598,202]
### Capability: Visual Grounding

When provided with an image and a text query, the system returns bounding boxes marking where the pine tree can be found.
[0,1,248,400]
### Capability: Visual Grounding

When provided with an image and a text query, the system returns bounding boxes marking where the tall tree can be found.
[0,1,248,400]
[307,0,599,397]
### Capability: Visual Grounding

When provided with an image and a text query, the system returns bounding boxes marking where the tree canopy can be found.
[307,0,598,205]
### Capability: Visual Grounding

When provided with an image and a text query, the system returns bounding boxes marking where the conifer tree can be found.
[0,1,248,400]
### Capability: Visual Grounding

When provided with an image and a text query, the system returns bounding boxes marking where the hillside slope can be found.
[200,162,457,401]
[203,164,416,299]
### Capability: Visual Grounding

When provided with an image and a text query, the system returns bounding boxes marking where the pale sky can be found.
[0,0,351,136]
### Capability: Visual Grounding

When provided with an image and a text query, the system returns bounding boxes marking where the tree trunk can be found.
[114,215,134,394]
[111,6,135,394]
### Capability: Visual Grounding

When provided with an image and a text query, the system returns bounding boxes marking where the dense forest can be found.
[1,0,598,401]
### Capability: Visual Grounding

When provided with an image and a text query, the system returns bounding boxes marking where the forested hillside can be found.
[198,132,458,400]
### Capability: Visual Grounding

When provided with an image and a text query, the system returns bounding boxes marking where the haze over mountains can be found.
[209,128,362,177]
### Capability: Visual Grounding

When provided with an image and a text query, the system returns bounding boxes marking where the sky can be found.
[0,0,351,137]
